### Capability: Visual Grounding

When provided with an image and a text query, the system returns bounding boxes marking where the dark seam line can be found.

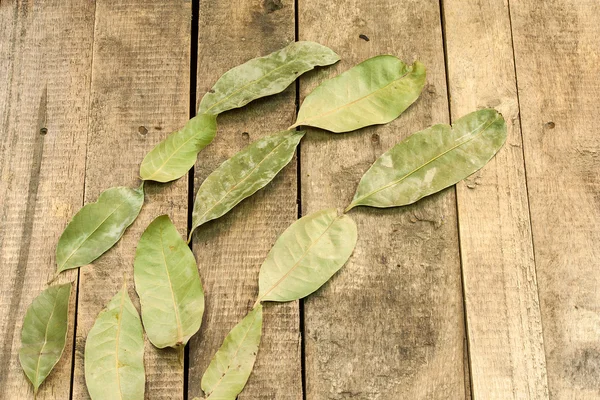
[506,0,550,388]
[437,1,475,398]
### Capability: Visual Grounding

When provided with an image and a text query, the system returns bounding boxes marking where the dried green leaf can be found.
[190,130,304,237]
[84,283,145,400]
[140,114,217,183]
[55,186,144,275]
[134,215,204,349]
[291,56,426,132]
[19,283,71,396]
[198,41,339,115]
[347,109,507,210]
[201,305,263,400]
[257,209,357,303]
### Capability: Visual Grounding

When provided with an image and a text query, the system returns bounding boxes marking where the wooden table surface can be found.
[1,0,598,399]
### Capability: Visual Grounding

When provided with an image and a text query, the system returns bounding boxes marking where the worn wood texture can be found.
[442,0,549,398]
[188,0,302,399]
[0,1,94,398]
[298,1,467,398]
[509,0,600,398]
[69,1,191,399]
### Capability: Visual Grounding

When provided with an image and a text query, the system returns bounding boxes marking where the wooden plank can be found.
[0,1,94,398]
[187,1,302,398]
[298,1,467,398]
[509,0,600,398]
[442,0,549,397]
[70,1,191,399]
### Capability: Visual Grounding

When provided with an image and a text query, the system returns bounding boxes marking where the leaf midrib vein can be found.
[32,290,61,391]
[114,288,126,400]
[159,225,184,344]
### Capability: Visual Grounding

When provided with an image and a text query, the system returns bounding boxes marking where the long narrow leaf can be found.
[257,209,357,304]
[346,108,507,210]
[198,41,339,115]
[291,56,426,133]
[200,305,263,400]
[19,283,71,396]
[134,215,204,349]
[84,283,145,400]
[55,185,144,275]
[190,130,304,237]
[140,114,217,183]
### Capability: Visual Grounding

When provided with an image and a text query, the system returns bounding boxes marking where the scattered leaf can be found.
[346,108,507,210]
[257,209,357,303]
[201,305,263,400]
[55,186,144,275]
[190,130,304,237]
[198,41,340,115]
[291,56,426,132]
[140,114,217,183]
[134,215,204,349]
[84,283,145,400]
[19,283,71,396]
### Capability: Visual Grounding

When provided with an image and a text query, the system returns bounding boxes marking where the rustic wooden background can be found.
[1,0,599,399]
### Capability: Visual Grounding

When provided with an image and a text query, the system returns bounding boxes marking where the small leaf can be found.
[201,305,263,400]
[55,185,144,275]
[19,283,71,395]
[198,41,340,115]
[134,215,204,349]
[190,130,304,237]
[257,209,357,303]
[291,56,426,132]
[140,114,217,183]
[347,108,507,210]
[85,283,145,400]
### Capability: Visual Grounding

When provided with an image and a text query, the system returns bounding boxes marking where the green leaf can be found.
[85,283,145,400]
[134,215,204,349]
[201,305,263,400]
[140,114,217,183]
[55,185,144,275]
[291,56,426,132]
[190,130,304,237]
[19,283,71,395]
[198,41,339,115]
[256,209,357,303]
[346,108,507,210]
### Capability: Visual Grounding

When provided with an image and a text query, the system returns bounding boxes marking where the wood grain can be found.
[442,0,549,397]
[188,0,302,399]
[69,1,191,399]
[0,1,94,398]
[298,0,467,398]
[509,0,600,398]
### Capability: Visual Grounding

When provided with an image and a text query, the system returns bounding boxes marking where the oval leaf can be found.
[56,185,144,274]
[190,130,304,237]
[257,208,357,303]
[198,41,339,115]
[201,305,263,400]
[140,114,217,183]
[134,215,204,349]
[85,284,145,400]
[19,283,71,395]
[291,56,426,132]
[347,108,507,210]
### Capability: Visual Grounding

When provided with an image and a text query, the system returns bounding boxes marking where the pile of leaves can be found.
[18,41,506,399]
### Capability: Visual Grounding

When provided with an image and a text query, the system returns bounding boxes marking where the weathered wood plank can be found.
[187,1,302,399]
[442,0,549,397]
[70,1,191,399]
[0,1,94,398]
[298,1,467,398]
[509,0,600,398]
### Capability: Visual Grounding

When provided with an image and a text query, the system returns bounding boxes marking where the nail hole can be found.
[241,132,250,140]
[359,34,370,42]
[545,121,555,129]
[39,127,47,135]
[138,126,148,135]
[371,133,380,143]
